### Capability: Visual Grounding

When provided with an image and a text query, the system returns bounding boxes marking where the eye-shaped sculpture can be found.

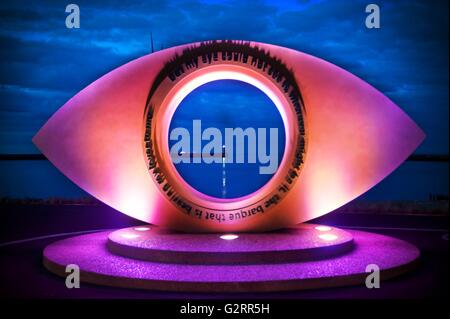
[33,40,425,232]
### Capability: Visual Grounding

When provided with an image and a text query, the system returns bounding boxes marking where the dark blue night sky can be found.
[0,0,448,199]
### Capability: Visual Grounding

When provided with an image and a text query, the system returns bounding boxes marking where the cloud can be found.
[0,0,448,153]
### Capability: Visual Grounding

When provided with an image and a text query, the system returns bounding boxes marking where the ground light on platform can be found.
[315,226,332,232]
[318,233,338,241]
[220,234,239,240]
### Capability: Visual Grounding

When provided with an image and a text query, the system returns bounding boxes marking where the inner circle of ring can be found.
[148,63,301,212]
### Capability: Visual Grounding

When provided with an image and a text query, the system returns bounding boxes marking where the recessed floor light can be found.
[220,234,239,240]
[318,233,338,241]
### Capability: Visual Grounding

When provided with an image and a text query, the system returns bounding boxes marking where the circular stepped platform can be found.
[43,225,420,292]
[107,224,354,264]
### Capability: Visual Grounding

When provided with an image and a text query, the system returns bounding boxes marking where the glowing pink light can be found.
[315,226,332,232]
[134,227,150,231]
[121,233,140,239]
[220,234,239,240]
[318,234,338,241]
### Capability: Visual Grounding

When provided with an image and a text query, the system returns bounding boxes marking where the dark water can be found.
[0,160,448,201]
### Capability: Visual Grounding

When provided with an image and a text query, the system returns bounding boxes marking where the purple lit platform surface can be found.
[107,224,354,264]
[43,225,420,292]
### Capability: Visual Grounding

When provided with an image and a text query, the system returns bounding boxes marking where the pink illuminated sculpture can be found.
[33,40,424,232]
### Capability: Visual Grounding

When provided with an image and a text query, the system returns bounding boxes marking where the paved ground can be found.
[0,204,448,299]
